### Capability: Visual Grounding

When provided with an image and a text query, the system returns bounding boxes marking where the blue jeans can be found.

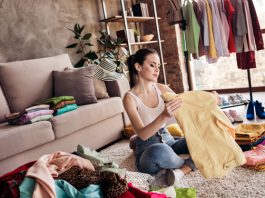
[135,128,195,174]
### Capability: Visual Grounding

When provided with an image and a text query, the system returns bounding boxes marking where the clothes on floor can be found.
[244,144,265,166]
[235,123,265,146]
[26,151,95,198]
[0,161,35,198]
[161,90,246,179]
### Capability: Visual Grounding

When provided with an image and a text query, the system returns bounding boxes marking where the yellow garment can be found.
[166,123,184,137]
[161,91,246,179]
[236,123,265,138]
[205,0,217,59]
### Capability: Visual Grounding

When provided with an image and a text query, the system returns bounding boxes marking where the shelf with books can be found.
[99,0,167,84]
[99,16,161,23]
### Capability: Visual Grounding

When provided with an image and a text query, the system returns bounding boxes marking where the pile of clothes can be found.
[5,96,77,125]
[41,96,77,116]
[243,144,265,171]
[235,123,265,148]
[0,145,186,198]
[6,104,54,125]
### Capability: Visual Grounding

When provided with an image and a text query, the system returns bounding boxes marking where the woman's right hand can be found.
[162,96,182,118]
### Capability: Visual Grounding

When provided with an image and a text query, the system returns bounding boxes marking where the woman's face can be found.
[138,53,160,82]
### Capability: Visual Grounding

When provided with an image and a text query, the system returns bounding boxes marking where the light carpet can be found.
[99,139,265,198]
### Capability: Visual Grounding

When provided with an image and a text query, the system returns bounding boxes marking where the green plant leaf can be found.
[85,43,93,46]
[66,43,78,48]
[80,25,85,34]
[74,23,81,33]
[74,58,85,68]
[67,28,80,39]
[82,33,92,40]
[76,49,82,54]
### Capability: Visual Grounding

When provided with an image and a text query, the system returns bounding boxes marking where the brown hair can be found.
[127,48,158,88]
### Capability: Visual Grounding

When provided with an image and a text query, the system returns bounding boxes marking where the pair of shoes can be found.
[255,101,265,119]
[235,94,249,104]
[228,110,243,123]
[166,169,184,186]
[223,110,243,123]
[246,100,265,120]
[223,110,235,123]
[219,97,230,107]
[228,95,241,104]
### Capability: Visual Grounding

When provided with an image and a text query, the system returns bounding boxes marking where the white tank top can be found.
[127,84,165,127]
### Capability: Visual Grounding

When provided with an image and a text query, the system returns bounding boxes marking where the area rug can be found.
[99,139,265,198]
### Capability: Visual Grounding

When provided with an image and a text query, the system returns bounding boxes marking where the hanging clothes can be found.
[192,0,207,57]
[247,0,264,50]
[223,0,237,52]
[204,0,218,59]
[182,0,201,58]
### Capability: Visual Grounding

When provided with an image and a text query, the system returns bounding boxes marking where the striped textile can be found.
[94,58,124,81]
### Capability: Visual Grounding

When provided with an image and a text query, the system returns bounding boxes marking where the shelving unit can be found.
[99,0,167,84]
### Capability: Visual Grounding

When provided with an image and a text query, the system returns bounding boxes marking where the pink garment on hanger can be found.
[244,144,265,166]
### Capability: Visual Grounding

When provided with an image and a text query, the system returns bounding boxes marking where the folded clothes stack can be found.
[6,104,53,125]
[5,96,78,125]
[235,123,265,146]
[40,96,78,116]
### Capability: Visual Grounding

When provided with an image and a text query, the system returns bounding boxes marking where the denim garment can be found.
[135,128,195,174]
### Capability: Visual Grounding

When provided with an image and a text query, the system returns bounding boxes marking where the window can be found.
[191,0,265,91]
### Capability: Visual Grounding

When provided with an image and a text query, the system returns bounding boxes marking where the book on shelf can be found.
[116,29,135,43]
[132,3,149,17]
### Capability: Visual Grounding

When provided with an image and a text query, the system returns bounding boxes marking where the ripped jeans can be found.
[135,127,196,174]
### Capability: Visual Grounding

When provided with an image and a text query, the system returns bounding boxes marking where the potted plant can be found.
[97,30,128,74]
[66,23,99,68]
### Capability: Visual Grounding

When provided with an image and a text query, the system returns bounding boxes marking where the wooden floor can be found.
[220,92,265,124]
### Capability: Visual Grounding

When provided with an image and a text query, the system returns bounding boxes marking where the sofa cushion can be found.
[0,121,55,160]
[0,86,10,123]
[0,54,73,113]
[53,66,97,105]
[93,77,109,99]
[50,97,123,138]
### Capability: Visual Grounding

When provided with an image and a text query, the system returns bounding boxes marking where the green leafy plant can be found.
[66,23,99,68]
[97,30,128,73]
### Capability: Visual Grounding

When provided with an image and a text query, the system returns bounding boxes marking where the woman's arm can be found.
[123,85,181,141]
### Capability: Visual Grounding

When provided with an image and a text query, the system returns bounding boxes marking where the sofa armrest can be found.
[105,76,131,126]
[105,76,130,98]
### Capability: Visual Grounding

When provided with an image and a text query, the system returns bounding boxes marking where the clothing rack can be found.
[247,69,253,101]
[180,19,255,99]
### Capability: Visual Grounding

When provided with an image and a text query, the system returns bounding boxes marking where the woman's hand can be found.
[162,96,182,118]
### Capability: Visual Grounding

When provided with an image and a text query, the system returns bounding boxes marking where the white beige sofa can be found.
[0,54,130,175]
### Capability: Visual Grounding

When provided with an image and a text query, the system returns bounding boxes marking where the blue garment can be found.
[19,177,103,198]
[56,104,78,116]
[19,177,36,198]
[135,127,195,174]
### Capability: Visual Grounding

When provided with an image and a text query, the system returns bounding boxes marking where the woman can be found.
[123,48,196,186]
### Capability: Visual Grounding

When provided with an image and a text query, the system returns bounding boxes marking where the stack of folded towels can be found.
[6,104,54,125]
[41,96,77,116]
[6,96,78,125]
